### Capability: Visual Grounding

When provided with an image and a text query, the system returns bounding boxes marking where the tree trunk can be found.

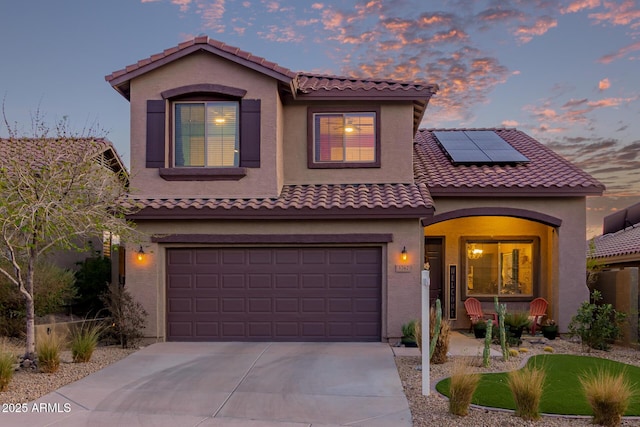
[25,295,36,358]
[24,254,36,358]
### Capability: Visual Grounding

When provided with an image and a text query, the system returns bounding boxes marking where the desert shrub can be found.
[580,368,634,427]
[0,351,15,391]
[101,283,147,349]
[36,330,63,373]
[74,255,111,315]
[0,261,76,337]
[507,365,546,421]
[568,290,626,351]
[449,358,480,416]
[69,320,105,363]
[415,319,422,351]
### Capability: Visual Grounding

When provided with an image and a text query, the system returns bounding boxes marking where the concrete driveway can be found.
[5,342,412,427]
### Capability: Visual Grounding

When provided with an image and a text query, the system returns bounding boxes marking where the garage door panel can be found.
[248,274,272,289]
[167,247,381,341]
[275,298,298,312]
[301,298,325,313]
[274,274,299,289]
[221,274,245,289]
[194,249,219,264]
[195,322,219,337]
[195,298,218,313]
[248,298,271,313]
[194,274,218,289]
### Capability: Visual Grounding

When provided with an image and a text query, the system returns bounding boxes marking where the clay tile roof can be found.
[414,128,605,197]
[297,73,438,96]
[0,137,126,176]
[124,183,434,219]
[105,37,438,105]
[105,36,298,99]
[591,223,640,259]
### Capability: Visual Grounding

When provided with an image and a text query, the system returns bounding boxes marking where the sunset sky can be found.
[1,0,639,237]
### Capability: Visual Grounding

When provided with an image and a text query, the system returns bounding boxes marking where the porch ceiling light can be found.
[468,244,483,260]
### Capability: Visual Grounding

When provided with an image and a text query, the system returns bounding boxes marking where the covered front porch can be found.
[422,205,589,332]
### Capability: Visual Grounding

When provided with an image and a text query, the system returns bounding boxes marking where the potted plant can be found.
[504,311,531,340]
[472,320,488,338]
[541,319,558,340]
[401,320,418,347]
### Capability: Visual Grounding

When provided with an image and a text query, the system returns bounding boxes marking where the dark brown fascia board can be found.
[151,233,393,244]
[128,205,435,220]
[107,45,295,100]
[422,207,562,228]
[294,91,436,101]
[426,186,605,197]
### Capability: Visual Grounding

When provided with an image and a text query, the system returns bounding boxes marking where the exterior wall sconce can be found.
[401,246,408,262]
[136,245,145,262]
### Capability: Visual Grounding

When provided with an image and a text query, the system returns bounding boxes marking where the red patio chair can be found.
[464,297,498,331]
[528,297,548,335]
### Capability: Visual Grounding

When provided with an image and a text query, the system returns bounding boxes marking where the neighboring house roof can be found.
[105,36,438,133]
[590,223,640,261]
[0,137,127,177]
[413,128,605,197]
[124,183,434,220]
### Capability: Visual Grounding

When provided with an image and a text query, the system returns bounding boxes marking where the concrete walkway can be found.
[4,342,411,427]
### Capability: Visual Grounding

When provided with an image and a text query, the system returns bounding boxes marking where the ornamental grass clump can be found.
[507,364,546,421]
[36,330,63,373]
[580,368,634,427]
[0,351,15,391]
[69,320,105,363]
[449,358,480,416]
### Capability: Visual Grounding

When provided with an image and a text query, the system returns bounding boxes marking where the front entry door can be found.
[425,238,444,309]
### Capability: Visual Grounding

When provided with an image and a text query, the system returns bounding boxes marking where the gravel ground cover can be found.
[0,338,136,404]
[396,334,640,426]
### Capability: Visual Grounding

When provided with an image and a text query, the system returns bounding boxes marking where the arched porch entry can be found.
[423,207,561,330]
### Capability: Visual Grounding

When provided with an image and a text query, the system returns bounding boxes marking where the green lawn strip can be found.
[435,354,640,415]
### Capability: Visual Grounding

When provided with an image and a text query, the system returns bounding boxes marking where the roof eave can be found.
[127,205,435,220]
[427,186,605,197]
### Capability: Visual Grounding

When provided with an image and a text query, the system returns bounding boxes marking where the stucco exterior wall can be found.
[125,218,424,343]
[426,196,589,331]
[128,51,282,198]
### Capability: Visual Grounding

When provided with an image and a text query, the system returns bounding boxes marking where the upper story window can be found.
[464,238,537,299]
[145,84,261,181]
[174,101,239,167]
[307,107,380,169]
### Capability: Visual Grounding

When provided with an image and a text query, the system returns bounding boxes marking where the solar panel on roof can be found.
[433,130,530,165]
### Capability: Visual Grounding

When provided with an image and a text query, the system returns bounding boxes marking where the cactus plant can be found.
[483,319,492,367]
[429,299,442,359]
[494,296,509,361]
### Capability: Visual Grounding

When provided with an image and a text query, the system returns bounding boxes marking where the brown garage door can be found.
[166,247,381,341]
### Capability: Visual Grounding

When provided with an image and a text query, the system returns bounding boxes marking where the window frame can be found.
[307,106,381,169]
[460,236,540,302]
[172,100,240,168]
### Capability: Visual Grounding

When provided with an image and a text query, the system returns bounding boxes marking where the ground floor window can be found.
[464,239,536,297]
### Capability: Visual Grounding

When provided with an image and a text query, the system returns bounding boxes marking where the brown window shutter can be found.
[239,99,260,167]
[146,100,166,168]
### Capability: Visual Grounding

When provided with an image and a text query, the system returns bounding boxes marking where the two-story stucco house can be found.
[106,36,604,342]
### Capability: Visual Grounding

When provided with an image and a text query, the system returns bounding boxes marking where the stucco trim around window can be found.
[159,167,246,181]
[307,106,381,169]
[161,84,247,100]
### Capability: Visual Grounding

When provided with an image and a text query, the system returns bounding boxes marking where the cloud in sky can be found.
[142,0,640,231]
